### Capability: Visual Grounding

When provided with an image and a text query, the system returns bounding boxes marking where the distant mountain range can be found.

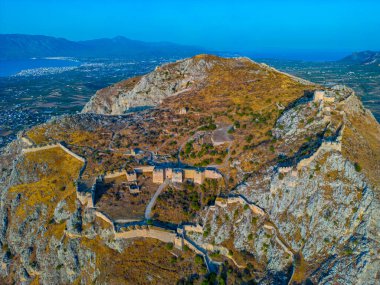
[340,50,380,66]
[0,34,207,60]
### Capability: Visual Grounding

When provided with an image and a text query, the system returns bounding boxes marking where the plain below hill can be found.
[0,34,208,60]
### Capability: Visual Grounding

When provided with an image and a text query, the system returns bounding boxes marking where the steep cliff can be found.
[0,55,379,284]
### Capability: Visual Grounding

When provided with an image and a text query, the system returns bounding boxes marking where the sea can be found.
[0,58,81,77]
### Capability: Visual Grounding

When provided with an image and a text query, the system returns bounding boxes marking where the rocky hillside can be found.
[82,55,313,115]
[0,55,379,284]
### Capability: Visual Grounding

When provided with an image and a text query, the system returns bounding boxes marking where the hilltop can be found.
[0,55,379,284]
[0,34,206,60]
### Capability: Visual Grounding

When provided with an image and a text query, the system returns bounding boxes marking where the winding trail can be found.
[145,178,169,219]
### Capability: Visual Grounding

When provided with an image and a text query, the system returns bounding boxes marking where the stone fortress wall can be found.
[313,90,335,103]
[296,125,343,170]
[114,225,182,248]
[203,195,293,266]
[19,135,281,273]
[22,142,85,163]
[214,196,265,216]
[277,123,344,173]
[277,90,345,174]
[103,165,222,186]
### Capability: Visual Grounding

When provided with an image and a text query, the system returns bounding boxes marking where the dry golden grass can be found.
[342,98,380,188]
[291,254,308,284]
[81,237,204,284]
[9,148,83,224]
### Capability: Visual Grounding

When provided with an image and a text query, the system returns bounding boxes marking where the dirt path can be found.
[144,179,169,219]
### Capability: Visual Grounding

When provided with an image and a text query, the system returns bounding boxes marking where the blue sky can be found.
[1,0,379,58]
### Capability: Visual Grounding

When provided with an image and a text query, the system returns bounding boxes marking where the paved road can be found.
[144,179,169,220]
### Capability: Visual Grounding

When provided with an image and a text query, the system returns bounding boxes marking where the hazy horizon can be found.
[1,0,379,61]
[0,33,367,62]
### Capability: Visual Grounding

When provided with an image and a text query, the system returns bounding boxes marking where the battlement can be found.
[278,166,292,173]
[313,90,335,103]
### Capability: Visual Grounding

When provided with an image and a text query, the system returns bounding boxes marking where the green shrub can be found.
[166,242,174,250]
[195,254,204,264]
[354,162,362,172]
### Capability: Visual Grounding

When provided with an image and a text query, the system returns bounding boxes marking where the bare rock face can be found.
[82,55,214,114]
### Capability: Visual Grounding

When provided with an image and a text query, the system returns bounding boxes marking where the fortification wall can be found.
[22,142,86,163]
[76,191,93,208]
[215,198,227,207]
[134,166,155,173]
[184,169,196,179]
[21,137,33,146]
[183,239,204,256]
[296,140,341,170]
[183,224,203,233]
[58,143,86,163]
[296,147,322,170]
[248,204,265,216]
[205,169,222,179]
[202,243,244,268]
[324,97,335,103]
[94,211,114,229]
[22,144,60,154]
[278,166,292,173]
[114,228,177,244]
[214,196,265,216]
[104,170,127,179]
[226,197,244,205]
[321,141,341,152]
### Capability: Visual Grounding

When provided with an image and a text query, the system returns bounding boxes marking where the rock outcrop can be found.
[82,55,214,114]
